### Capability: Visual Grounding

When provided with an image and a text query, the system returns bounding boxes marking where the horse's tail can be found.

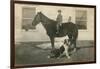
[75,24,78,40]
[73,24,78,41]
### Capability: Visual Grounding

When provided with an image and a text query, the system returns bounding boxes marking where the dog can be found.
[48,39,70,59]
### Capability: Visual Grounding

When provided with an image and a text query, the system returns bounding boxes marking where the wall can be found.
[15,3,95,42]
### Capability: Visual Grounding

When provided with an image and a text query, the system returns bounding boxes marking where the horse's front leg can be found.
[50,37,55,50]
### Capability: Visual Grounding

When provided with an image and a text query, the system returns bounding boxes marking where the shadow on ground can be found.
[15,40,95,66]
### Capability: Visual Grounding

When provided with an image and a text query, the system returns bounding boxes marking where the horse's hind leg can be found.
[68,34,73,47]
[73,30,78,52]
[73,40,77,52]
[68,35,77,52]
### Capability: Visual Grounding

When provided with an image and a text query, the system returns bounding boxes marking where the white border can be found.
[0,0,100,69]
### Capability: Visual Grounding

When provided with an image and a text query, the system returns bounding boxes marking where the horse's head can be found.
[32,12,41,29]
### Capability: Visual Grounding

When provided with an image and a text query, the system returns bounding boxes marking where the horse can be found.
[32,12,78,52]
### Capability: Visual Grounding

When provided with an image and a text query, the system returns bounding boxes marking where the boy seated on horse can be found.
[56,9,72,34]
[56,10,63,34]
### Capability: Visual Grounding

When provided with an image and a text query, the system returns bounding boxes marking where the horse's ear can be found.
[37,11,41,14]
[37,12,40,13]
[39,11,42,14]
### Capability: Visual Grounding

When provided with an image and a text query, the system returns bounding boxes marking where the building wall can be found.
[15,4,94,42]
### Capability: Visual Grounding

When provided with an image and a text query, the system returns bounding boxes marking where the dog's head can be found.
[64,39,70,46]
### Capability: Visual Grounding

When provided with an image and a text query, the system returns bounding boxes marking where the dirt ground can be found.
[15,40,95,66]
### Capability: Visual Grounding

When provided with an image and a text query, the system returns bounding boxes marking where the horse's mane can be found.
[40,12,57,23]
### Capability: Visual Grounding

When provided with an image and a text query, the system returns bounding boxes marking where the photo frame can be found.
[11,0,96,69]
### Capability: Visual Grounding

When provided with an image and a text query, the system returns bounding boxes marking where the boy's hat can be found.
[58,10,61,12]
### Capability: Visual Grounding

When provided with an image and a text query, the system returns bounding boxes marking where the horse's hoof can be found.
[57,57,60,59]
[73,48,76,52]
[47,55,50,58]
[67,56,71,59]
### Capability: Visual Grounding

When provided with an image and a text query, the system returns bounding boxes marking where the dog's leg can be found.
[57,53,63,59]
[65,50,70,59]
[64,44,70,59]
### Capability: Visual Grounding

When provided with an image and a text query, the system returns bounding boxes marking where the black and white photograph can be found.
[12,1,96,68]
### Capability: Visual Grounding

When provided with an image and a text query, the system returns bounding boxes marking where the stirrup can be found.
[56,31,59,34]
